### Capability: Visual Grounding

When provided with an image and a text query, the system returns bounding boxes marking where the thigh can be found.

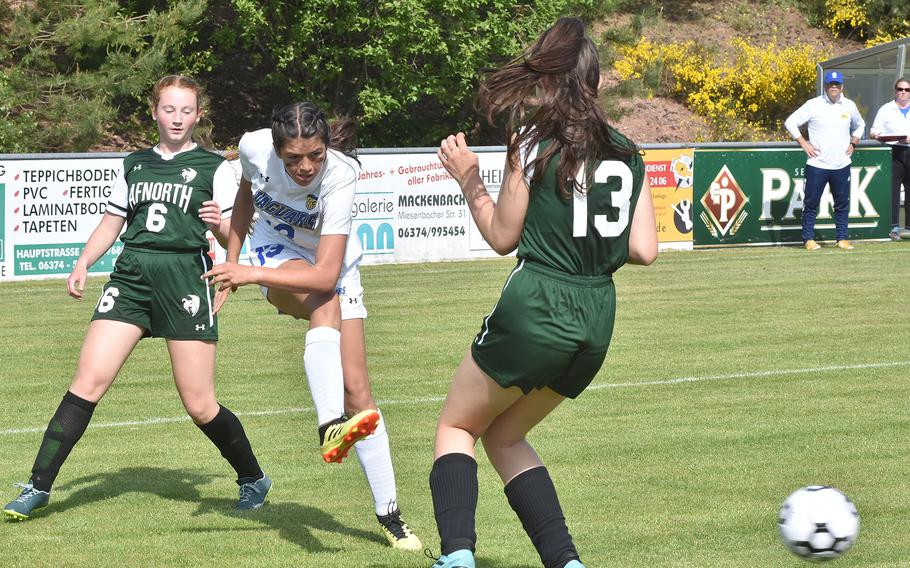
[70,319,145,402]
[828,166,851,207]
[436,351,525,457]
[91,248,152,333]
[893,151,906,191]
[338,265,367,321]
[803,165,826,208]
[899,149,910,191]
[485,387,565,445]
[263,259,340,325]
[248,240,337,322]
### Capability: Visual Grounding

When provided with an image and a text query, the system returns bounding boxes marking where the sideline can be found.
[3,360,909,436]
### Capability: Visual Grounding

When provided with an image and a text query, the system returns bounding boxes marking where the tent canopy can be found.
[819,37,910,136]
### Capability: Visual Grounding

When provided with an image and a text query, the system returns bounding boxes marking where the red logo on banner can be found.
[700,165,748,237]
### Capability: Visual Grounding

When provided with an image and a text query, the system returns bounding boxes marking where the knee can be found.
[69,372,111,403]
[480,425,523,454]
[307,293,341,325]
[184,399,219,425]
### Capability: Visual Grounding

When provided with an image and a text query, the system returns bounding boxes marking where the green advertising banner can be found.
[693,147,892,246]
[13,243,121,277]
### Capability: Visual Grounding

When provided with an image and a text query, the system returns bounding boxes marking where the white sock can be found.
[354,409,399,516]
[303,327,344,426]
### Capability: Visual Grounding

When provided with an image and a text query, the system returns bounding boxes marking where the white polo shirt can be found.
[784,94,865,170]
[870,100,910,147]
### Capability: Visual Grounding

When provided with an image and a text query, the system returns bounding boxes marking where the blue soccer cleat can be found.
[235,474,271,510]
[564,561,586,568]
[3,481,50,521]
[430,548,475,568]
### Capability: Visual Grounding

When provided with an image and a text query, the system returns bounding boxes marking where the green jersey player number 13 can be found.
[573,160,632,238]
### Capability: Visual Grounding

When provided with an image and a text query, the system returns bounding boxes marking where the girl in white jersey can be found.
[204,102,421,550]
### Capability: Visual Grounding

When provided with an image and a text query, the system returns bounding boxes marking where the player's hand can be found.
[202,261,256,291]
[66,262,88,300]
[199,200,222,229]
[801,141,820,159]
[212,285,234,314]
[438,133,479,187]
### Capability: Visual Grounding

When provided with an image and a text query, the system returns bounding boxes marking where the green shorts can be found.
[91,246,218,340]
[471,259,616,399]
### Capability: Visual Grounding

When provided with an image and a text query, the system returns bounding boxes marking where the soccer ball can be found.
[778,485,859,561]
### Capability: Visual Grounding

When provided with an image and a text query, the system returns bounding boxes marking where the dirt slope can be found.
[606,0,863,144]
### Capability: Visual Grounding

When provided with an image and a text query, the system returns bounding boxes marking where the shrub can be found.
[614,36,829,141]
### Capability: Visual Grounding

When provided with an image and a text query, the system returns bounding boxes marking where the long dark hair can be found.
[479,17,638,197]
[270,102,358,161]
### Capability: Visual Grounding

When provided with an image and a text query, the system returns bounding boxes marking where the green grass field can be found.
[2,242,909,567]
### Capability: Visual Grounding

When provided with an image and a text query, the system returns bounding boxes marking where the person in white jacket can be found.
[784,70,865,251]
[869,77,910,240]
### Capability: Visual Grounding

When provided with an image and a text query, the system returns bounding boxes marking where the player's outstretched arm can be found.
[68,212,126,299]
[205,234,346,295]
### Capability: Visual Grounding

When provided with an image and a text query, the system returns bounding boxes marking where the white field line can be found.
[2,360,909,436]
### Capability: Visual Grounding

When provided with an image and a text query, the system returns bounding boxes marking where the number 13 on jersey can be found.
[572,160,633,238]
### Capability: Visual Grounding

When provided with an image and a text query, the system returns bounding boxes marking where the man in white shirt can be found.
[784,70,865,250]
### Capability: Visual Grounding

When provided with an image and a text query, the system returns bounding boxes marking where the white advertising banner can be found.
[0,150,508,282]
[351,151,504,265]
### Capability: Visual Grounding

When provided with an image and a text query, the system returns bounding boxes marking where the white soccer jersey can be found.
[239,128,362,266]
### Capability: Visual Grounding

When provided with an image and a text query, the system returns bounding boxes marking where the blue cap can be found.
[824,70,844,84]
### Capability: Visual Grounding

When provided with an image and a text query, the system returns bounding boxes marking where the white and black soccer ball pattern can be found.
[778,485,859,561]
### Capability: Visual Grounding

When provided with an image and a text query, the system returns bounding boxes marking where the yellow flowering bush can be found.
[825,0,869,38]
[864,18,910,47]
[613,37,829,141]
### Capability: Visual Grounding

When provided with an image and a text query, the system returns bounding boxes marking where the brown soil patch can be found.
[606,0,863,144]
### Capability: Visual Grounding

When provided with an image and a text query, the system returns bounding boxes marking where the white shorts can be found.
[248,238,367,321]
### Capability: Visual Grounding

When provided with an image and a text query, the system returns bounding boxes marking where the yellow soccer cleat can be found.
[377,507,423,551]
[321,409,380,463]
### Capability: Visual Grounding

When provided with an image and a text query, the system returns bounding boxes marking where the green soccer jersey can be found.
[107,146,237,251]
[516,130,645,276]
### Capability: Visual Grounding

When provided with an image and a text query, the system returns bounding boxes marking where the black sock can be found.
[505,466,579,568]
[429,452,478,555]
[30,391,97,492]
[197,405,262,482]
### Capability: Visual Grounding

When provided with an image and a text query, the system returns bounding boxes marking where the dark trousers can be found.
[803,164,851,241]
[890,145,910,228]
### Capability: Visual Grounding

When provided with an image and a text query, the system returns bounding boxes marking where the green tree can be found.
[221,0,614,146]
[0,0,213,152]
